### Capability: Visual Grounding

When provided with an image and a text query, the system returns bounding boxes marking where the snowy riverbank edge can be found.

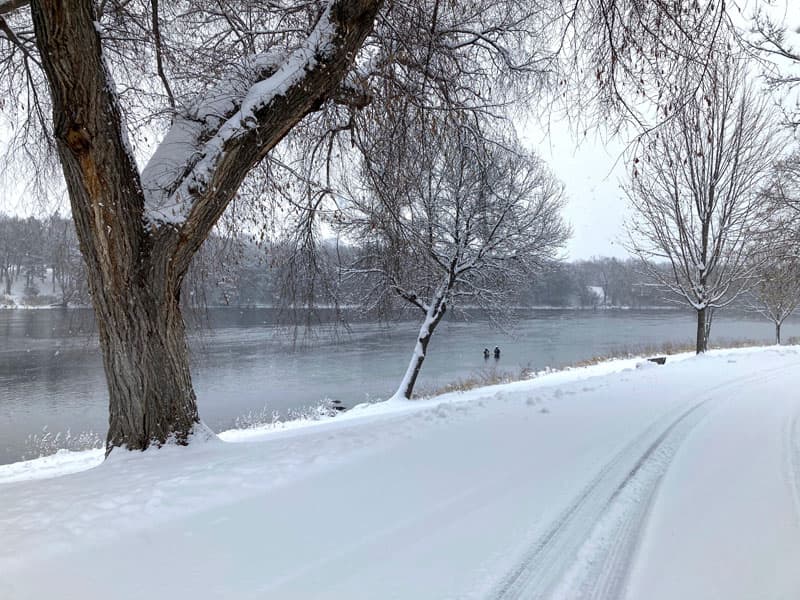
[0,344,789,486]
[4,344,800,600]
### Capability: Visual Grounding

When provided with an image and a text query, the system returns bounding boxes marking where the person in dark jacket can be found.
[493,346,501,360]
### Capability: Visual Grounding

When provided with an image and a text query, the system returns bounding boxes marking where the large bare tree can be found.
[0,0,744,453]
[626,56,783,353]
[26,0,386,452]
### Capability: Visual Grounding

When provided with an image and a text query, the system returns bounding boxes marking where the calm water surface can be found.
[1,307,796,465]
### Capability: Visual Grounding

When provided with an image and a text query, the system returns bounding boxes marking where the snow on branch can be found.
[141,51,283,224]
[142,4,340,226]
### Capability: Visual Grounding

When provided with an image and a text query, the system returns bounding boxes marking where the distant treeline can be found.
[1,214,670,310]
[0,214,86,306]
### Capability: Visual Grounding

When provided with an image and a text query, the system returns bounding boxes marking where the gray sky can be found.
[524,123,631,261]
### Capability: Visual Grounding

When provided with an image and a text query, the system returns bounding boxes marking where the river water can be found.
[1,307,797,465]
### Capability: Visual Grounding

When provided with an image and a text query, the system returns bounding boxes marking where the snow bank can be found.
[0,448,105,485]
[2,346,798,600]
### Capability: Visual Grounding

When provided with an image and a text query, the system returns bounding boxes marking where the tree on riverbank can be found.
[338,120,568,399]
[626,56,782,354]
[748,174,800,345]
[751,257,800,345]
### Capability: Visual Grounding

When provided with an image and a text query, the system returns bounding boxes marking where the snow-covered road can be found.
[626,363,800,599]
[1,347,799,599]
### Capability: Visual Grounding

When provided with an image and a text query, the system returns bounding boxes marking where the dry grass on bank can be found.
[419,338,797,398]
[419,366,534,397]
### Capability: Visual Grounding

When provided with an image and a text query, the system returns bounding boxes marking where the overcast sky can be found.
[525,122,630,261]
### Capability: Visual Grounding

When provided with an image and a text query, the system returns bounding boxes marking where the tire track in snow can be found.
[491,400,709,600]
[787,410,800,529]
[491,367,788,600]
[554,402,708,600]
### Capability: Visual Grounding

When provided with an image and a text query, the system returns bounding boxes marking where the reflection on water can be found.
[1,307,796,465]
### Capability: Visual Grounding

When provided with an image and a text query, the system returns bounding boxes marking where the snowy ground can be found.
[1,346,799,599]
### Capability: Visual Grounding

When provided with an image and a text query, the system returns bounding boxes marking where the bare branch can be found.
[0,0,28,17]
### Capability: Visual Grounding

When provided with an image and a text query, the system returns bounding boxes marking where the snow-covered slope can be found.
[1,347,799,599]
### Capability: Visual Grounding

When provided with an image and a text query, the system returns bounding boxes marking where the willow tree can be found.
[0,0,741,453]
[4,0,384,453]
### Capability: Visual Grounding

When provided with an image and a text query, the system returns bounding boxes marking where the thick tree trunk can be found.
[394,299,447,400]
[696,307,707,354]
[98,280,200,451]
[31,0,202,453]
[776,321,781,346]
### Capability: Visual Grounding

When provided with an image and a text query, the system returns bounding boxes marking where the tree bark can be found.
[396,299,447,400]
[99,279,201,450]
[696,307,708,354]
[776,321,781,345]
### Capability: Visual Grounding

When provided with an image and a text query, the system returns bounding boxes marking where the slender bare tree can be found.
[748,166,800,344]
[750,256,800,345]
[626,56,783,353]
[338,120,568,399]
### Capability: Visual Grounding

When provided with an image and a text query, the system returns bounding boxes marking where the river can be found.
[1,307,796,465]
